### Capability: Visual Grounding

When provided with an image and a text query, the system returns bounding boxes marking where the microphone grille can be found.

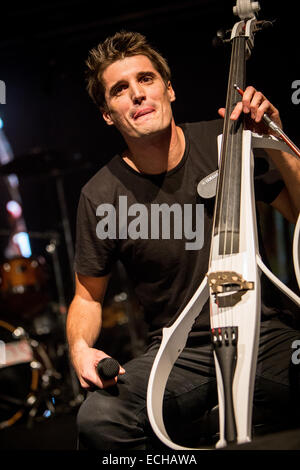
[97,358,120,379]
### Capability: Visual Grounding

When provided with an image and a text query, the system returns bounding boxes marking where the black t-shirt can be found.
[74,120,285,344]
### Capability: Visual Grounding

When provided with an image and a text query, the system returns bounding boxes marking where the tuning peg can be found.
[212,29,231,48]
[257,19,276,30]
[217,28,226,40]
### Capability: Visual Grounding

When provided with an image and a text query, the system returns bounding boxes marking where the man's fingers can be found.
[219,85,282,133]
[81,371,117,390]
[81,368,105,389]
[230,101,243,120]
[254,99,270,122]
[218,107,225,118]
[248,91,265,121]
[241,85,256,110]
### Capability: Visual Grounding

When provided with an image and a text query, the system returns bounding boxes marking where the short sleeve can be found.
[253,149,285,204]
[74,191,118,277]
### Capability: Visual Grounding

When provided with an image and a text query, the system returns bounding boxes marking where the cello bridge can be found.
[207,271,254,294]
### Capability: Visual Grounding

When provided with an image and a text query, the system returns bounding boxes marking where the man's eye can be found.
[114,85,127,95]
[141,75,153,83]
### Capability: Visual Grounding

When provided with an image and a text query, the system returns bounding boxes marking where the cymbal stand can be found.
[53,171,75,291]
[45,235,83,406]
[51,173,84,405]
[116,261,147,357]
[46,237,67,314]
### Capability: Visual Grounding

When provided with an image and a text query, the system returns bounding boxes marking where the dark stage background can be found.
[0,0,299,451]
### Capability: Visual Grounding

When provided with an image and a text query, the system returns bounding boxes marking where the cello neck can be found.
[213,25,247,256]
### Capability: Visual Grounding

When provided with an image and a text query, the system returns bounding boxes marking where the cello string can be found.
[217,35,238,329]
[222,55,233,328]
[228,39,237,328]
[230,35,244,329]
[214,40,229,328]
[228,35,245,329]
[230,36,241,328]
[227,37,239,329]
[212,31,245,331]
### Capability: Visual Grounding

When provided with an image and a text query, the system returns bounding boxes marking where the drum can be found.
[0,320,53,429]
[102,295,129,329]
[0,256,49,318]
[96,293,147,363]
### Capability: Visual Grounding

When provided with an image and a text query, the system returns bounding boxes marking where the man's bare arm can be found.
[67,272,125,389]
[268,149,300,223]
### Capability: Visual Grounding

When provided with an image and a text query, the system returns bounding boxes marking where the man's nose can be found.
[130,83,146,103]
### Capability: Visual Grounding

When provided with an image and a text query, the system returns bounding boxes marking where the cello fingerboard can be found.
[213,33,246,256]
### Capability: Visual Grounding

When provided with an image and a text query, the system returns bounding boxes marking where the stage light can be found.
[7,174,19,188]
[0,117,3,129]
[12,232,32,258]
[6,200,22,218]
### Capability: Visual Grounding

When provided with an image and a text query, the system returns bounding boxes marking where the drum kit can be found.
[0,150,92,431]
[0,150,147,432]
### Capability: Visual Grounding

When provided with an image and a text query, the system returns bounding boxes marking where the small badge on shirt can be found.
[197,170,218,199]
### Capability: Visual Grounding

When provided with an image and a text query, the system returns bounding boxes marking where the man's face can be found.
[101,55,175,140]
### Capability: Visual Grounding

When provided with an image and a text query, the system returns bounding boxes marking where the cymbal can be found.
[0,149,93,177]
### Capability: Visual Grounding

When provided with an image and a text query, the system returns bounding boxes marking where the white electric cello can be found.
[147,0,300,450]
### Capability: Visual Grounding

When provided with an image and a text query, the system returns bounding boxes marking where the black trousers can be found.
[77,318,300,450]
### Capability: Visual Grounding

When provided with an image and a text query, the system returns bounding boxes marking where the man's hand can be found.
[72,346,126,390]
[218,85,300,221]
[66,273,126,390]
[218,85,282,135]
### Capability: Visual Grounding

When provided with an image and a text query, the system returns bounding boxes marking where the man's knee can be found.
[77,391,117,449]
[77,389,146,450]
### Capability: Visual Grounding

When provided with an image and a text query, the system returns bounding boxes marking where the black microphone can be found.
[96,357,120,380]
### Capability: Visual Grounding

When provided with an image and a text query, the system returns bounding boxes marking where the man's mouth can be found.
[133,107,155,120]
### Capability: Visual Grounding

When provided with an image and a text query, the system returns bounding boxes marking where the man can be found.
[67,31,300,450]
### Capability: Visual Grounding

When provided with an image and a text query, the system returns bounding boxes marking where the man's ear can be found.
[101,106,114,126]
[167,81,176,103]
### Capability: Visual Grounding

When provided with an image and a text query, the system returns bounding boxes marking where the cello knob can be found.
[233,0,260,19]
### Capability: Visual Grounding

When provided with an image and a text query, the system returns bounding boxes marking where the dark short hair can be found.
[85,31,171,109]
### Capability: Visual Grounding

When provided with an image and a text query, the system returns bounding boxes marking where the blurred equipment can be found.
[0,148,148,418]
[0,144,92,426]
[0,127,32,260]
[95,261,148,364]
[0,148,93,291]
[0,256,49,319]
[0,319,60,430]
[0,230,83,409]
